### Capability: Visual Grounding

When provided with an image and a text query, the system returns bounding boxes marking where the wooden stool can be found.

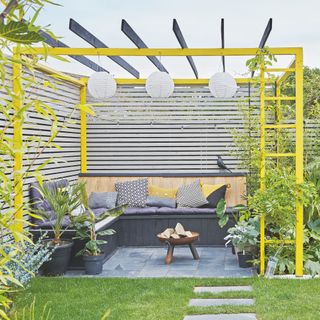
[157,232,200,264]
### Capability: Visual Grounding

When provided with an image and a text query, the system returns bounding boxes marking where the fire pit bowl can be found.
[157,231,200,264]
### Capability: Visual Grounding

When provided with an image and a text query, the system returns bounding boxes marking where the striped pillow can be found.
[177,179,208,208]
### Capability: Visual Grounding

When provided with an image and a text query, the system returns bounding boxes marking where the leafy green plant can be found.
[0,20,44,43]
[5,233,55,287]
[216,198,228,228]
[225,217,259,254]
[71,186,125,256]
[248,167,316,228]
[36,181,86,244]
[246,47,278,72]
[72,210,116,257]
[304,158,320,221]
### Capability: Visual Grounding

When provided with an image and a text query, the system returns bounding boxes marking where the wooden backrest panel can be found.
[80,176,246,206]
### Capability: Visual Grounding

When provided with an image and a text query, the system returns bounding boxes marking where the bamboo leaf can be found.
[77,103,96,116]
[0,21,44,44]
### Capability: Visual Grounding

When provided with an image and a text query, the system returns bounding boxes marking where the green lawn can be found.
[12,277,320,320]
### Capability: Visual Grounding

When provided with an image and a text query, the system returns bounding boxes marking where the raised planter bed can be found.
[31,212,234,270]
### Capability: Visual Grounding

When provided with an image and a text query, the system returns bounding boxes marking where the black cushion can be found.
[203,185,227,208]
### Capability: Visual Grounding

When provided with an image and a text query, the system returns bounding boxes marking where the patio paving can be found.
[66,246,256,278]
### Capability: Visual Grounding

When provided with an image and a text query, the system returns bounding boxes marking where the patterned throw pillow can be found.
[177,180,208,208]
[115,178,148,207]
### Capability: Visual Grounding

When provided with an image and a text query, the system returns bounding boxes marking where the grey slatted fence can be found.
[86,85,257,174]
[0,64,81,212]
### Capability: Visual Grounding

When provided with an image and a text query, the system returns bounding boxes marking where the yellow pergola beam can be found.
[114,78,275,85]
[20,47,302,57]
[33,62,86,87]
[22,57,86,87]
[277,59,296,85]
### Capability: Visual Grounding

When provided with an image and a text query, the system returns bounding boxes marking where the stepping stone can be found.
[184,314,257,320]
[194,286,253,293]
[189,298,255,307]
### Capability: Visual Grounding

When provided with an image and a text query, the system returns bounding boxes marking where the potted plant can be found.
[225,217,259,268]
[36,181,85,275]
[71,189,124,275]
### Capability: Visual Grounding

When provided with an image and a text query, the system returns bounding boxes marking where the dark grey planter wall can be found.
[32,215,232,270]
[118,215,234,247]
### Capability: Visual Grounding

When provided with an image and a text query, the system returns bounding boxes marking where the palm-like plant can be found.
[71,187,124,256]
[37,181,86,244]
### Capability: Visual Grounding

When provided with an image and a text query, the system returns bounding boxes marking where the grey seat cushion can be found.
[123,206,235,216]
[124,207,158,215]
[156,207,216,215]
[146,196,176,208]
[89,192,118,209]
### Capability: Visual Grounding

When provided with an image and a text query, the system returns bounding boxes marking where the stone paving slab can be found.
[194,286,253,293]
[183,314,257,320]
[189,298,255,307]
[65,246,255,278]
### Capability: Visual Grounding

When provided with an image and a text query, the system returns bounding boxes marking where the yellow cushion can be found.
[149,185,177,199]
[201,183,226,198]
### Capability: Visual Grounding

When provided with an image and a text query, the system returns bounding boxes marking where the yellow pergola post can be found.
[295,49,304,276]
[13,47,23,232]
[259,62,266,275]
[80,79,87,173]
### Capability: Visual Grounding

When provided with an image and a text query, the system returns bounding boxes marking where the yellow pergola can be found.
[13,46,304,276]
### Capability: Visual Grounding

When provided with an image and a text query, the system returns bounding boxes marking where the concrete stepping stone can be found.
[194,286,253,293]
[184,314,257,320]
[189,298,255,307]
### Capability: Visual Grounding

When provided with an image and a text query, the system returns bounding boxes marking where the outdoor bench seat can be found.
[115,206,236,216]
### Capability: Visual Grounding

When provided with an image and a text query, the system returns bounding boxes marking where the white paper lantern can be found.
[87,72,117,99]
[146,71,174,98]
[209,72,238,98]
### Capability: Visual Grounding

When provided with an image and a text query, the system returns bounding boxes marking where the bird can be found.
[217,156,232,173]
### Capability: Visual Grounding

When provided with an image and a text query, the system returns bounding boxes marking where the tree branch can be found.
[0,0,18,23]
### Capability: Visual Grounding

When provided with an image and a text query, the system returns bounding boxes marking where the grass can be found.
[12,277,320,320]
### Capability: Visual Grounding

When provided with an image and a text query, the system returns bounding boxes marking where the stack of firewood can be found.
[160,223,193,239]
